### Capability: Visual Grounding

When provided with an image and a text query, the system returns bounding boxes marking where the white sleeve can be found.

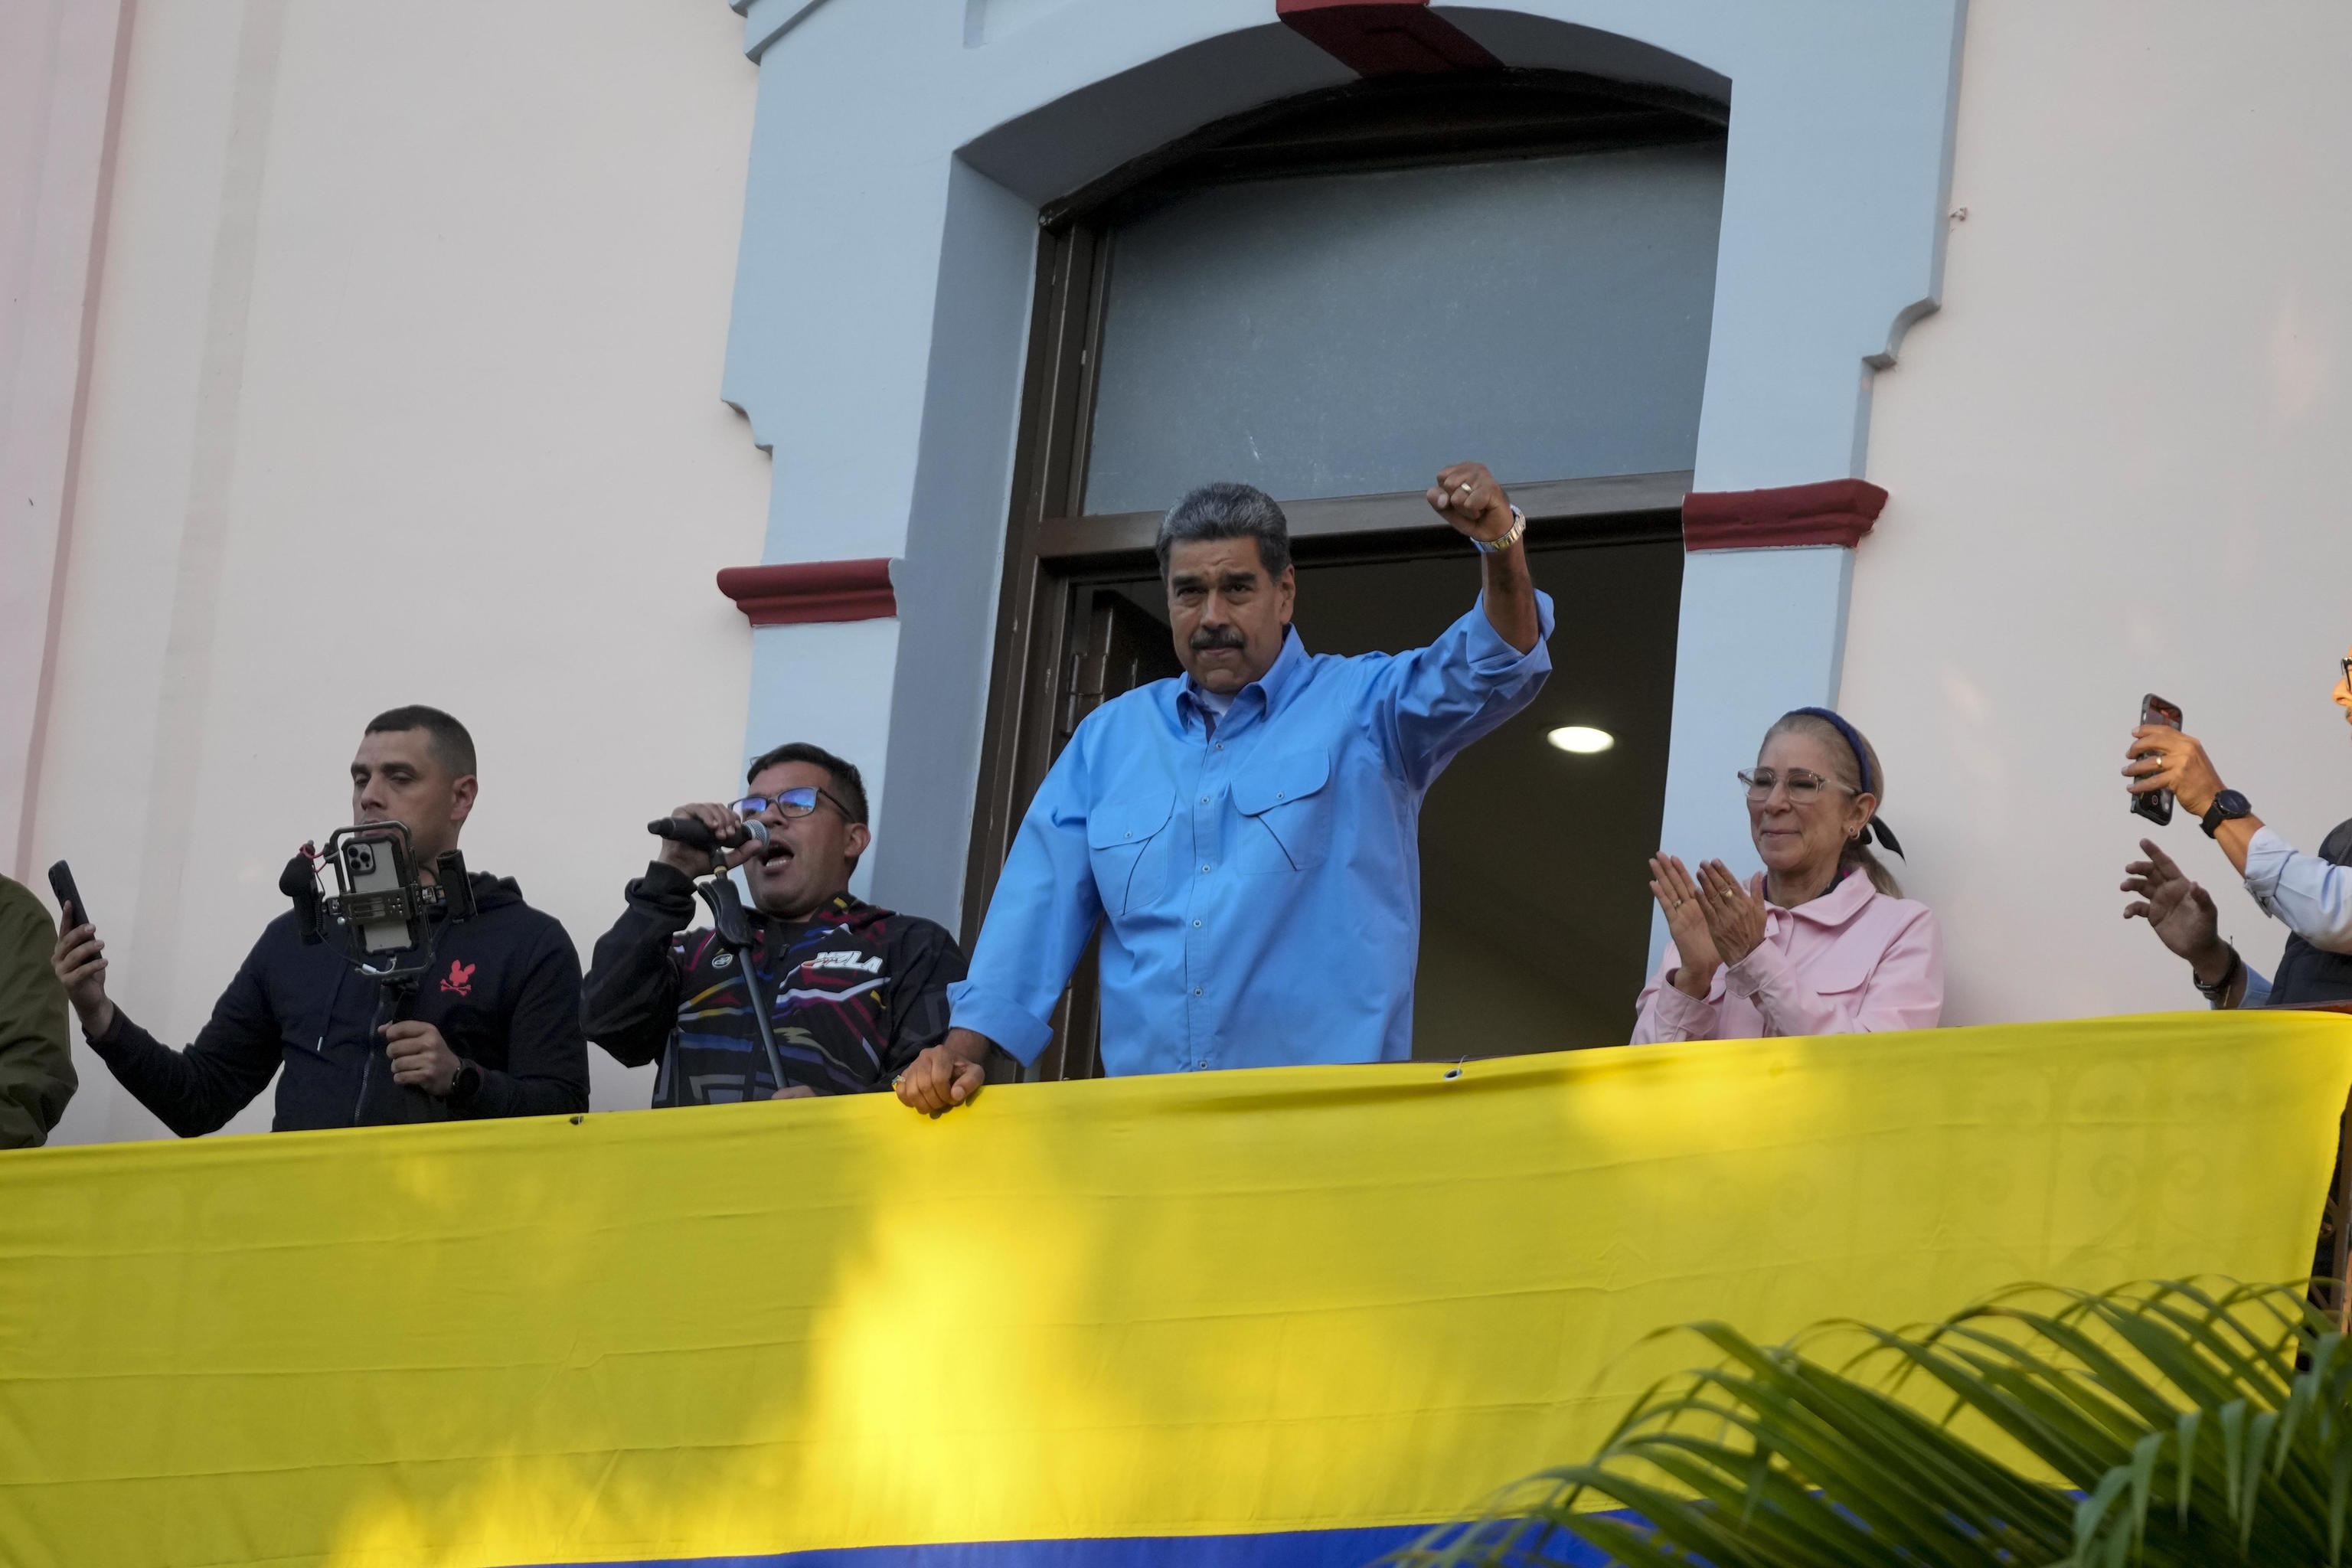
[2242,827,2352,954]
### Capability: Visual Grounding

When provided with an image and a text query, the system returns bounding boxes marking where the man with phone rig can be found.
[2119,644,2352,1008]
[0,874,76,1146]
[897,461,1552,1115]
[580,742,968,1104]
[49,706,590,1133]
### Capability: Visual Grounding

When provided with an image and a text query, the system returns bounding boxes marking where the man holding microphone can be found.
[580,742,967,1104]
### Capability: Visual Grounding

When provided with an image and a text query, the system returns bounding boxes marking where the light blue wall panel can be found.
[871,159,1037,930]
[1646,544,1853,970]
[743,618,901,903]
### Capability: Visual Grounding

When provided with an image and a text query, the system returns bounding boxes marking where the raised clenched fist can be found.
[1426,461,1516,545]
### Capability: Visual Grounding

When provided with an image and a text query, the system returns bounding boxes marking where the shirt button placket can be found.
[1186,735,1232,1068]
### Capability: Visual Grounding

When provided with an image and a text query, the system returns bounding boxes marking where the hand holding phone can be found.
[47,861,89,931]
[45,860,116,1037]
[2129,694,2184,826]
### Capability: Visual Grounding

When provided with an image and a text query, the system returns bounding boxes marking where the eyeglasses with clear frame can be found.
[730,786,854,822]
[1736,767,1858,805]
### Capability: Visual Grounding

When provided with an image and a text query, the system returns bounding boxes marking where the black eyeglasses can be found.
[1737,767,1858,804]
[2341,656,2350,688]
[732,786,854,822]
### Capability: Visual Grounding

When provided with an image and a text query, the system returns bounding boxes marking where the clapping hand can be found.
[1693,860,1769,967]
[1648,854,1721,998]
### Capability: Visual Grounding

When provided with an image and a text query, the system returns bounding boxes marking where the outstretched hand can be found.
[2122,837,2233,984]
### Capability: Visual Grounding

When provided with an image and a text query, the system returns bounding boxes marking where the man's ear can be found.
[844,821,872,864]
[449,774,479,829]
[1275,564,1296,619]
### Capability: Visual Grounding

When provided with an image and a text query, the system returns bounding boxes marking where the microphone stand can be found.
[694,868,792,1099]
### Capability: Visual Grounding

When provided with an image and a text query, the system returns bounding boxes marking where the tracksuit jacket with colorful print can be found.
[580,861,965,1105]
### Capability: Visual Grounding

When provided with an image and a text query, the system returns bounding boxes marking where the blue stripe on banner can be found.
[538,1521,1632,1568]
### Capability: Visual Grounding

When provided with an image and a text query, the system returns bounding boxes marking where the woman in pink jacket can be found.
[1632,708,1943,1041]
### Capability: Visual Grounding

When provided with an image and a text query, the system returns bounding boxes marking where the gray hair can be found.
[1155,482,1292,580]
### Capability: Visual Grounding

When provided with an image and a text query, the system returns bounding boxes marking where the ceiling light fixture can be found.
[1547,725,1615,755]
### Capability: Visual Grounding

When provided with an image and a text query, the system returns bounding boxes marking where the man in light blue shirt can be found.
[896,462,1553,1114]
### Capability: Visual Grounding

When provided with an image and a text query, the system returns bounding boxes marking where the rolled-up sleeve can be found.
[2243,827,2352,954]
[948,735,1106,1065]
[1369,591,1555,789]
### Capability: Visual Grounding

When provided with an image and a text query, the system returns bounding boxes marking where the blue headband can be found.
[1788,707,1904,859]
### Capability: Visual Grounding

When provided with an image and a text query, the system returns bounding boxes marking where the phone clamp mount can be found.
[281,822,475,986]
[694,871,792,1097]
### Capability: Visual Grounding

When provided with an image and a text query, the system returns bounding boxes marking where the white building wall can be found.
[27,0,769,1142]
[1850,0,2352,1024]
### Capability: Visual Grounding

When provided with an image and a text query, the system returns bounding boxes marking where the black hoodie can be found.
[88,872,588,1135]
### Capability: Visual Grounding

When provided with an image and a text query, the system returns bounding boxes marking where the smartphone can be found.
[2130,693,2184,826]
[47,861,89,930]
[340,834,413,953]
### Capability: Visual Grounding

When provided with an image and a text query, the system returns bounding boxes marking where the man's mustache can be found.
[1190,627,1247,652]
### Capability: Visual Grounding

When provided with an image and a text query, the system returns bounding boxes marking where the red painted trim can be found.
[1681,479,1890,551]
[716,558,897,626]
[1276,0,1501,77]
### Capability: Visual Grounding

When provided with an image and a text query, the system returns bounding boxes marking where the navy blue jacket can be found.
[89,873,588,1135]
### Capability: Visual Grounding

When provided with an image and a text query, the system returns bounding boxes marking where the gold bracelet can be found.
[1472,505,1526,554]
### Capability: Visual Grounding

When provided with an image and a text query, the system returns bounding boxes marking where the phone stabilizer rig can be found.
[281,822,475,986]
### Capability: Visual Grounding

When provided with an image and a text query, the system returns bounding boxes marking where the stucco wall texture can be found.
[1851,0,2352,1024]
[22,1,769,1142]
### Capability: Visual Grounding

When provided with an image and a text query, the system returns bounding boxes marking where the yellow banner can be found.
[2,1011,2347,1567]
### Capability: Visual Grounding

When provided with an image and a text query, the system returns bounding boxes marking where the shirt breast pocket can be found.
[1087,789,1178,916]
[1798,945,1877,1001]
[1233,750,1334,874]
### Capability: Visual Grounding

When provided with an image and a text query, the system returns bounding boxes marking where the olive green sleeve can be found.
[0,877,77,1148]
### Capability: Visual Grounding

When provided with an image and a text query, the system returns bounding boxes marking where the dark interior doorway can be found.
[1072,534,1681,1063]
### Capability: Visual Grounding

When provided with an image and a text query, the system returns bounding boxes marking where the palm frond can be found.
[1383,1279,2351,1568]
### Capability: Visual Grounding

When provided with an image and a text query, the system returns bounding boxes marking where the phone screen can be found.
[2131,694,2183,826]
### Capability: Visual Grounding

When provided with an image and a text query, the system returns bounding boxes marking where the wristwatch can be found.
[2200,789,2252,839]
[2194,944,2243,1004]
[443,1060,482,1106]
[1472,505,1527,554]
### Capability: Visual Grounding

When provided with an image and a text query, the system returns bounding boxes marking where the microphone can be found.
[647,816,771,852]
[281,845,324,945]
